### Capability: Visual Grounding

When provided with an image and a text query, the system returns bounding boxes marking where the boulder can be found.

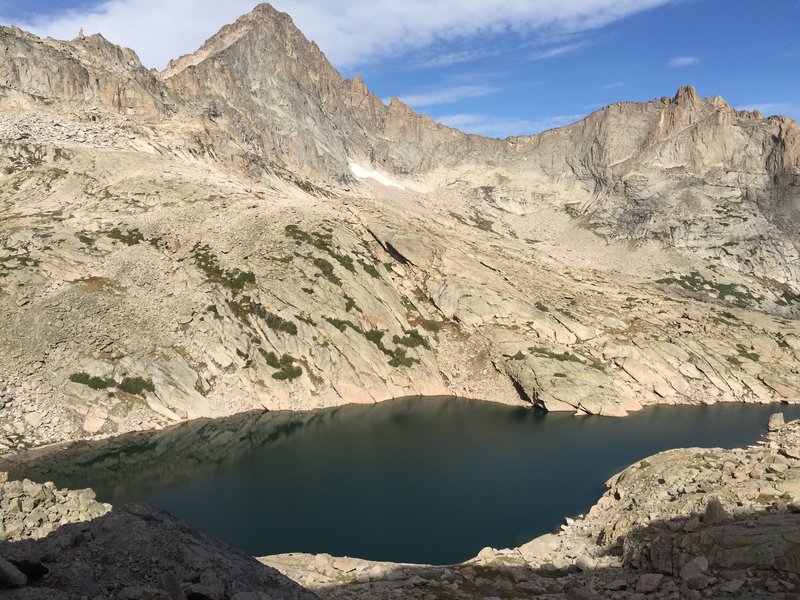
[0,557,27,588]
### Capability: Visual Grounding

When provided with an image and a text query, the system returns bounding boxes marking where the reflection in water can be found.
[3,397,799,564]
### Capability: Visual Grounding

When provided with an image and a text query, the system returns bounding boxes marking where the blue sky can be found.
[2,0,798,138]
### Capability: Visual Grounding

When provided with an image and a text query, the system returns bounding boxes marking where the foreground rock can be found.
[0,480,316,599]
[262,415,800,598]
[0,475,110,543]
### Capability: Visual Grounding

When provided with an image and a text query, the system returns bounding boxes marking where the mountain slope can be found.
[0,4,798,451]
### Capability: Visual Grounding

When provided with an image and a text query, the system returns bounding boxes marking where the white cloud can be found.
[668,55,699,67]
[605,81,624,88]
[396,85,498,107]
[531,42,585,60]
[4,0,678,69]
[436,112,584,138]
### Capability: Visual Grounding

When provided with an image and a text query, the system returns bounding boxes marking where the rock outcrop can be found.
[0,475,110,543]
[0,4,798,450]
[0,473,317,599]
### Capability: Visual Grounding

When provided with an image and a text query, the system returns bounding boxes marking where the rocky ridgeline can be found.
[261,416,800,599]
[0,473,110,544]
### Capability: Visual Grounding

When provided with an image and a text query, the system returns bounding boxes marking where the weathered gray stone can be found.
[702,497,729,525]
[769,413,786,431]
[635,573,663,593]
[0,557,27,588]
[679,556,708,580]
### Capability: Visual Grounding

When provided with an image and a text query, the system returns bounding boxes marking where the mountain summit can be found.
[0,6,798,450]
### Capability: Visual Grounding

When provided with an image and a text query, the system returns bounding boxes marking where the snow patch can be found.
[349,162,404,190]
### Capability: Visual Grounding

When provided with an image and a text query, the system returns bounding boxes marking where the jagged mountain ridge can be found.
[2,3,797,280]
[0,4,799,451]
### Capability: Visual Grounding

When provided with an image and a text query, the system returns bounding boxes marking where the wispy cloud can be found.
[436,113,584,138]
[668,55,699,67]
[737,102,795,116]
[396,85,499,108]
[3,0,679,69]
[605,81,624,89]
[414,48,502,69]
[531,42,586,60]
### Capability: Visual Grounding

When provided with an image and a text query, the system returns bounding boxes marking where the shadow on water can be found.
[2,397,799,565]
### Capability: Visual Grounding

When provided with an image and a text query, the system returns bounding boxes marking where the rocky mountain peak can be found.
[672,84,699,104]
[160,2,313,81]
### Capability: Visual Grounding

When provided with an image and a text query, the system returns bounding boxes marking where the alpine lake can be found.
[5,397,799,565]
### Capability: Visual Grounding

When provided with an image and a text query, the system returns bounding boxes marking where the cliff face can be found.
[158,4,497,181]
[0,4,799,451]
[0,27,172,119]
[493,88,800,283]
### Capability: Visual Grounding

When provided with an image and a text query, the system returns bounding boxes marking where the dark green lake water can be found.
[6,398,800,564]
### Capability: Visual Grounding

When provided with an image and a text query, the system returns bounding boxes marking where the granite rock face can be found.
[0,4,798,450]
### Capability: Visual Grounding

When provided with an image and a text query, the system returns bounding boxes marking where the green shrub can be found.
[108,227,145,246]
[272,365,302,380]
[332,252,355,272]
[192,243,256,291]
[324,317,360,333]
[365,329,386,345]
[359,260,381,279]
[392,329,430,350]
[726,355,743,367]
[529,346,583,363]
[259,349,295,369]
[388,348,416,368]
[656,271,761,306]
[736,344,760,362]
[225,269,256,290]
[69,372,115,390]
[264,312,298,336]
[344,295,359,313]
[118,376,156,396]
[258,349,302,380]
[313,257,342,286]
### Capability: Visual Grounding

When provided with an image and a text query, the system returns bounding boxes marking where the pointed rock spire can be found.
[673,85,699,104]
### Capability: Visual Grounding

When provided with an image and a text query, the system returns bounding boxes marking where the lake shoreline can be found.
[3,398,800,565]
